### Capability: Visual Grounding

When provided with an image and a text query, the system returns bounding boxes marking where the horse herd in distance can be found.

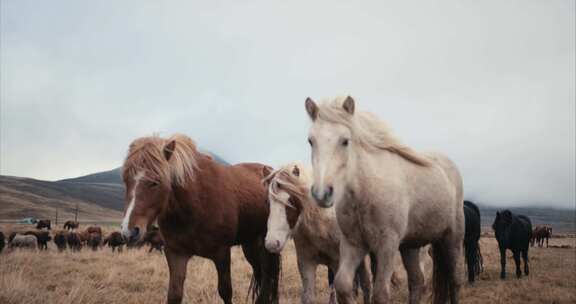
[0,219,164,253]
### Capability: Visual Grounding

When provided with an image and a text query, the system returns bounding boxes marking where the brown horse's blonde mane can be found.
[316,97,432,167]
[122,134,198,187]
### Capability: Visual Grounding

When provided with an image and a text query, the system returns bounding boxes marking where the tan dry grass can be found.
[0,225,574,304]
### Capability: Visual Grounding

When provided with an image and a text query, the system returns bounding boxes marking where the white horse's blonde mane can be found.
[123,133,198,187]
[316,96,432,167]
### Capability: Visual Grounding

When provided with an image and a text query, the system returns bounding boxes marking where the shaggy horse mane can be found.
[316,96,432,167]
[263,163,329,228]
[263,162,310,207]
[122,134,198,187]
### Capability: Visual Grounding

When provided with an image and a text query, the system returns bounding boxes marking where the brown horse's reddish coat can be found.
[121,135,279,304]
[160,156,270,255]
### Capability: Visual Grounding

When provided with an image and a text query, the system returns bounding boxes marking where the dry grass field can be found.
[0,224,574,304]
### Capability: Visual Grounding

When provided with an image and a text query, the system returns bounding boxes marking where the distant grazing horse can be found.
[103,231,126,252]
[24,231,52,250]
[532,225,552,248]
[87,232,102,251]
[36,219,51,230]
[53,230,68,252]
[120,134,280,304]
[86,226,103,235]
[66,231,82,251]
[139,229,165,253]
[463,200,483,283]
[0,231,5,253]
[263,162,372,304]
[10,234,37,249]
[8,232,18,243]
[492,210,532,279]
[63,220,79,230]
[305,97,465,304]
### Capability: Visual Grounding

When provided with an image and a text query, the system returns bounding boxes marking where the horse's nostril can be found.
[275,240,280,249]
[327,185,334,196]
[310,186,319,201]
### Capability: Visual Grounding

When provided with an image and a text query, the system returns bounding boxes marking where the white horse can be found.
[305,96,464,304]
[263,162,372,304]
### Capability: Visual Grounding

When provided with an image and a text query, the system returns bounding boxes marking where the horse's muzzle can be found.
[311,185,334,208]
[123,227,141,244]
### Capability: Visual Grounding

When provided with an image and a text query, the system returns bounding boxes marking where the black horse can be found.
[463,200,483,283]
[492,210,532,279]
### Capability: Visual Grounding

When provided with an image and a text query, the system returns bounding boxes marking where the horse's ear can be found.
[262,166,273,179]
[342,96,355,115]
[163,140,176,161]
[305,97,318,121]
[496,211,500,217]
[261,166,274,186]
[292,165,300,177]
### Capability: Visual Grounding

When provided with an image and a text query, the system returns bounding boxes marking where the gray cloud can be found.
[1,0,574,208]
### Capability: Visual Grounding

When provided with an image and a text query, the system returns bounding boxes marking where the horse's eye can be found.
[341,138,349,147]
[275,182,282,189]
[149,181,159,188]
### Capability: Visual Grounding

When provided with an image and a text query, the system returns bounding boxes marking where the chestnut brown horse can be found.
[120,134,280,304]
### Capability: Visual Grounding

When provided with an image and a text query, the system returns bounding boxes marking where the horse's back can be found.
[426,152,463,201]
[516,215,533,236]
[464,200,480,216]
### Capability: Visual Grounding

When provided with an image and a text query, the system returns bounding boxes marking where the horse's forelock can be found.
[123,135,198,187]
[266,166,309,208]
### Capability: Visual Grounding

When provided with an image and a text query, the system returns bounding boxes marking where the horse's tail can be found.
[248,242,281,304]
[431,242,457,304]
[464,239,483,283]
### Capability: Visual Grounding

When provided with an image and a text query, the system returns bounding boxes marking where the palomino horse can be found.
[263,162,372,304]
[305,96,465,304]
[120,134,280,304]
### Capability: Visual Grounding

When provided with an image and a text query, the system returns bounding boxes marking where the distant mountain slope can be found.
[59,167,122,184]
[0,151,229,222]
[0,175,123,221]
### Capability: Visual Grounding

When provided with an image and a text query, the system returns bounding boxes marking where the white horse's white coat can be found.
[306,96,465,304]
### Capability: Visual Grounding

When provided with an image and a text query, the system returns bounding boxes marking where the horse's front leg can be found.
[401,247,425,304]
[165,249,191,304]
[297,257,317,304]
[212,248,233,304]
[499,247,506,280]
[328,267,337,304]
[372,241,399,304]
[357,258,373,304]
[335,237,368,304]
[513,250,522,278]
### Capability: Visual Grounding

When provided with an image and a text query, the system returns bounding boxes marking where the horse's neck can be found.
[295,198,338,244]
[347,148,400,196]
[161,153,215,218]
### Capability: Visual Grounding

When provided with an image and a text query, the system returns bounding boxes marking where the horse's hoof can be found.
[500,273,506,280]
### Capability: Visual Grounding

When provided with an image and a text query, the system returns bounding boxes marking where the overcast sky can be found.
[1,1,574,208]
